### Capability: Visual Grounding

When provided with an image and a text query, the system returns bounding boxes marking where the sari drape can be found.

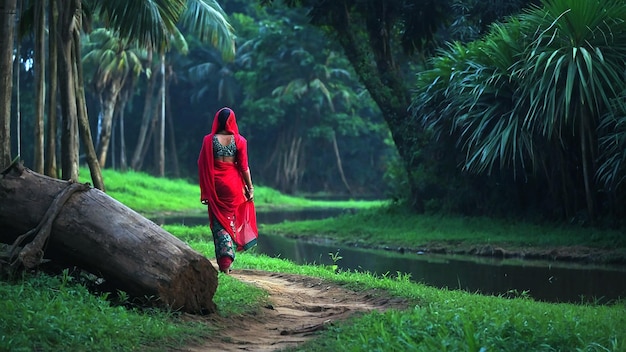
[198,108,258,253]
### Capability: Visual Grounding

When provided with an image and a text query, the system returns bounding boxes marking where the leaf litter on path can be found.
[177,268,407,351]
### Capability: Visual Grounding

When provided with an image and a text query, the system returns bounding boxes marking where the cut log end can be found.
[159,258,219,315]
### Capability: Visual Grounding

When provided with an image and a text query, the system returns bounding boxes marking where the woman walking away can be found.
[198,107,258,274]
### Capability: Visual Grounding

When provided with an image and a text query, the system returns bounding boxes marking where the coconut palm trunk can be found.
[158,54,166,177]
[274,124,304,194]
[131,49,156,171]
[0,0,17,168]
[331,131,352,194]
[73,23,105,191]
[165,71,180,177]
[57,0,79,181]
[33,0,46,173]
[45,0,58,177]
[96,80,122,167]
[117,97,129,171]
[14,0,22,159]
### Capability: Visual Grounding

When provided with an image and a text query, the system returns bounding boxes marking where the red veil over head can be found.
[198,107,258,251]
[211,107,239,135]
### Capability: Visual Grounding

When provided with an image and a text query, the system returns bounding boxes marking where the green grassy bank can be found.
[94,168,626,255]
[1,169,624,351]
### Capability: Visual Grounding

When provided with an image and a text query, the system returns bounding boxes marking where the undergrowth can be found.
[2,168,622,351]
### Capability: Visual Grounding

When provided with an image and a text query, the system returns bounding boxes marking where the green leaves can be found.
[93,0,235,57]
[178,0,235,60]
[415,0,626,188]
[93,0,186,52]
[519,0,626,132]
[410,0,626,219]
[82,28,145,79]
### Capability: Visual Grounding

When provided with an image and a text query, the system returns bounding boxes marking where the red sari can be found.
[197,108,258,258]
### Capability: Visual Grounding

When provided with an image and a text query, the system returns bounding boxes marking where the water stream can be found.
[156,210,626,304]
[255,233,626,304]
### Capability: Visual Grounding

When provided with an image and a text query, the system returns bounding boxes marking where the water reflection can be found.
[155,211,626,304]
[256,233,626,304]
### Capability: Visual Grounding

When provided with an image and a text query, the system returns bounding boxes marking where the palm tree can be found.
[129,0,236,174]
[235,13,369,194]
[187,42,239,107]
[114,69,140,171]
[417,0,626,220]
[83,28,144,168]
[129,47,156,171]
[0,0,192,179]
[56,0,97,184]
[515,0,626,220]
[259,0,456,210]
[57,0,233,184]
[597,108,626,215]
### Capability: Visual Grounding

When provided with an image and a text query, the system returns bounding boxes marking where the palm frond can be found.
[179,0,236,60]
[94,0,186,51]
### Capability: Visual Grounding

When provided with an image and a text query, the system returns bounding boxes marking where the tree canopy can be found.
[3,0,626,225]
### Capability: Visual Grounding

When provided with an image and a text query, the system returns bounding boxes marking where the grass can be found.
[89,168,626,251]
[1,224,268,352]
[261,205,626,251]
[3,168,625,351]
[169,225,626,352]
[83,168,384,216]
[0,271,212,351]
[289,295,625,351]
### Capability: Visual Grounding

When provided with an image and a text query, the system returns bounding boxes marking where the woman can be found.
[198,107,258,274]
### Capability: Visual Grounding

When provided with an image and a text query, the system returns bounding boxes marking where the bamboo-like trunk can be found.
[96,79,121,168]
[34,0,46,173]
[57,0,79,181]
[0,0,17,168]
[131,49,156,170]
[45,0,58,178]
[72,22,105,191]
[165,74,180,177]
[331,131,352,194]
[158,55,166,177]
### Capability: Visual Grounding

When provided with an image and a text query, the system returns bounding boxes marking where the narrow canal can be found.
[156,210,626,304]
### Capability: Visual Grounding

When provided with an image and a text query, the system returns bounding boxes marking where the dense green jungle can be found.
[2,1,626,351]
[3,0,626,230]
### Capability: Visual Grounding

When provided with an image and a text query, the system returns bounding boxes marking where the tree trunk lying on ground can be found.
[0,162,217,314]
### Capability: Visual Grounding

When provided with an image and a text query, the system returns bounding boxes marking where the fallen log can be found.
[0,162,217,314]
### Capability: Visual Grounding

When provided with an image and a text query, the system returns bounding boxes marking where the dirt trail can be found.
[179,268,406,352]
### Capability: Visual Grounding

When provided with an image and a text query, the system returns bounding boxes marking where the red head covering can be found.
[211,107,239,135]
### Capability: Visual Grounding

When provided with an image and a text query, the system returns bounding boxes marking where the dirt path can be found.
[179,268,406,352]
[175,245,625,352]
